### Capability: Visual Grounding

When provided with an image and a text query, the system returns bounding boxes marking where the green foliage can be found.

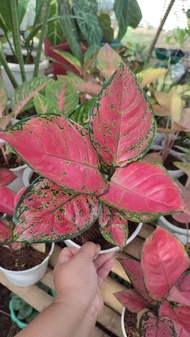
[98,13,114,43]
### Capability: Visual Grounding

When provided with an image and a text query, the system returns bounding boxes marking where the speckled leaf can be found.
[142,227,189,301]
[71,98,96,127]
[45,79,79,116]
[0,186,15,215]
[11,77,52,118]
[96,44,123,81]
[115,289,147,313]
[89,63,155,168]
[99,205,128,248]
[0,114,108,195]
[0,82,8,116]
[100,162,185,222]
[0,218,13,243]
[0,168,16,185]
[160,301,190,334]
[34,93,58,114]
[139,310,176,337]
[13,177,101,242]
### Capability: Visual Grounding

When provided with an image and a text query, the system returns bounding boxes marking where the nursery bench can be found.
[0,222,156,337]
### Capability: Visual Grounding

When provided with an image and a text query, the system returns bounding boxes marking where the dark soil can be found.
[73,220,139,250]
[165,214,190,230]
[0,283,21,336]
[0,151,25,169]
[0,244,51,271]
[124,308,139,337]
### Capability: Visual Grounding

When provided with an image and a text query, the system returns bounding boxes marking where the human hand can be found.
[53,242,115,318]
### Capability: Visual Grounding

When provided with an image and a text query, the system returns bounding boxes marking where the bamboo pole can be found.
[146,0,176,62]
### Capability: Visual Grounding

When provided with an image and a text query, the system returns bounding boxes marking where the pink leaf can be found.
[118,258,156,304]
[100,162,185,222]
[160,301,190,334]
[115,289,147,313]
[141,227,189,300]
[13,178,100,242]
[89,63,155,168]
[0,186,15,214]
[172,181,190,223]
[0,168,16,186]
[99,205,128,248]
[0,114,108,195]
[139,310,176,337]
[0,218,13,243]
[168,286,190,306]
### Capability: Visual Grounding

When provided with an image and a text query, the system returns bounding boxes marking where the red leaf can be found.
[99,205,128,248]
[139,310,176,337]
[115,289,147,313]
[0,168,16,186]
[100,162,185,222]
[0,186,15,214]
[141,227,189,300]
[0,115,108,195]
[13,178,100,242]
[89,63,155,168]
[160,301,190,334]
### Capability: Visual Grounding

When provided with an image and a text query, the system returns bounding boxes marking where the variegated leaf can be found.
[45,79,79,116]
[89,63,155,168]
[137,68,167,88]
[0,168,16,186]
[0,218,13,243]
[100,162,185,222]
[115,289,147,313]
[34,93,58,114]
[13,177,101,242]
[71,98,96,127]
[0,114,108,195]
[0,186,15,215]
[96,44,123,81]
[0,82,8,116]
[168,87,183,124]
[142,227,189,301]
[99,205,128,248]
[160,301,190,334]
[139,310,176,337]
[11,77,52,117]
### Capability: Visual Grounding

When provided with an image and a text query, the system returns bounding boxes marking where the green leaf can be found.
[0,82,8,116]
[11,77,53,118]
[98,13,114,43]
[57,0,83,62]
[34,93,58,114]
[73,0,102,46]
[114,0,142,42]
[45,78,79,116]
[71,98,96,127]
[0,0,13,31]
[46,0,64,45]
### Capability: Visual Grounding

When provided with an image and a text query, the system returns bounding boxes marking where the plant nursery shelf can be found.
[0,222,156,337]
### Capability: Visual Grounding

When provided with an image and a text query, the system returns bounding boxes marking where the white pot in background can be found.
[121,307,127,337]
[22,167,34,186]
[158,216,190,245]
[0,243,54,286]
[1,59,49,98]
[64,223,143,254]
[7,164,27,193]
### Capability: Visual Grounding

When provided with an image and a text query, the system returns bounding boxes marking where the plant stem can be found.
[10,0,26,82]
[33,0,51,77]
[0,49,18,89]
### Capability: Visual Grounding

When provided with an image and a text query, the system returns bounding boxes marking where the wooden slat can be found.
[101,276,127,314]
[93,326,110,337]
[98,305,123,337]
[123,236,144,259]
[138,222,156,240]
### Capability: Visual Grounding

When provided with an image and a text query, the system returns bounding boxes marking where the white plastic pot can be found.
[1,59,49,98]
[64,223,143,254]
[22,167,34,186]
[158,216,190,245]
[7,164,27,193]
[121,307,127,337]
[0,243,54,286]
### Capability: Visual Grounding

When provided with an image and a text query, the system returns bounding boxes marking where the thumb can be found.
[78,242,101,261]
[56,247,79,265]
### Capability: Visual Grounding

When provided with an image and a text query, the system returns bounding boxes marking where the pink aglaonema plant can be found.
[115,227,190,337]
[0,169,45,252]
[0,64,186,247]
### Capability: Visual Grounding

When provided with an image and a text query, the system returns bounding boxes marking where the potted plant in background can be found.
[115,226,190,337]
[0,169,54,286]
[0,63,185,253]
[0,0,51,97]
